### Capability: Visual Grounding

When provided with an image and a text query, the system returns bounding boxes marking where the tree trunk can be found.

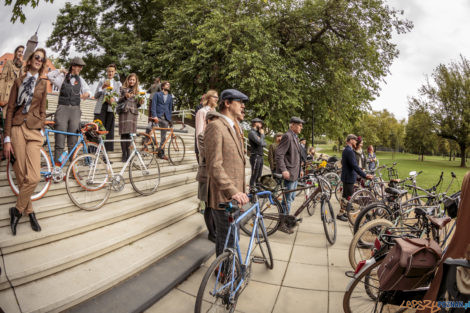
[459,142,467,167]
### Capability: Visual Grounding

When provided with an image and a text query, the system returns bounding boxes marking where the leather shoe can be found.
[9,207,22,236]
[28,213,41,232]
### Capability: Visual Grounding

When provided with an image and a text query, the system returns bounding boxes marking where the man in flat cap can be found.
[248,117,266,190]
[48,57,90,162]
[339,134,373,221]
[268,132,283,174]
[205,88,249,256]
[275,116,304,233]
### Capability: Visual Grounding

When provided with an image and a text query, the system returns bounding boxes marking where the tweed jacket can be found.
[275,129,302,181]
[94,78,122,114]
[4,74,47,138]
[205,117,246,210]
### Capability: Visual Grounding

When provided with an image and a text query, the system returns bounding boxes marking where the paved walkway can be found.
[145,198,354,313]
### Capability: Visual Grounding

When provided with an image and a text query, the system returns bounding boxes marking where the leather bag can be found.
[378,237,442,290]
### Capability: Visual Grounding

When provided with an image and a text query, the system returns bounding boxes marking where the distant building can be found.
[0,52,58,94]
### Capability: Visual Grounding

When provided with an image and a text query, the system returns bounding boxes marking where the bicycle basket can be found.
[258,175,277,191]
[85,129,100,143]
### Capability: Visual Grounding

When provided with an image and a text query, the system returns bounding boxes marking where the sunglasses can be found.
[34,54,46,63]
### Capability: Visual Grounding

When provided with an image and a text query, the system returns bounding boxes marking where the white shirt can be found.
[47,69,91,95]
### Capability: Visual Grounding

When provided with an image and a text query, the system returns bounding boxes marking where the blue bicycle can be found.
[195,191,274,313]
[7,119,99,200]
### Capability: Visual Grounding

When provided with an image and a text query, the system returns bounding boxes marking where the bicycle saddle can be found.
[272,173,283,180]
[427,216,452,229]
[384,187,407,197]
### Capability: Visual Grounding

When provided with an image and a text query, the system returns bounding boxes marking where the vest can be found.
[58,76,81,106]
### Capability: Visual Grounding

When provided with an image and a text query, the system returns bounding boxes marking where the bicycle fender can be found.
[345,258,377,291]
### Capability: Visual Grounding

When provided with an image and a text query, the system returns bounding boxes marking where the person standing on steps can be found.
[48,57,90,163]
[150,81,173,160]
[117,73,143,162]
[94,64,121,152]
[248,118,266,191]
[0,45,24,113]
[338,134,373,222]
[3,48,48,235]
[275,116,304,234]
[146,77,161,101]
[205,89,249,257]
[268,132,283,174]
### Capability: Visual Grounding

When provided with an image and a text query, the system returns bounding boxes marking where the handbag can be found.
[378,237,442,290]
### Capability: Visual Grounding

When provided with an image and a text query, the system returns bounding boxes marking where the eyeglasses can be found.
[34,55,46,63]
[211,95,219,99]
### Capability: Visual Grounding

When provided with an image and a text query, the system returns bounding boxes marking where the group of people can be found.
[0,46,175,236]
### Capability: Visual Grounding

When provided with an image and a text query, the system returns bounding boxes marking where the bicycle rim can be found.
[321,199,337,245]
[66,153,110,210]
[347,189,376,225]
[195,251,242,313]
[255,220,274,269]
[7,148,52,201]
[167,135,185,165]
[129,152,160,195]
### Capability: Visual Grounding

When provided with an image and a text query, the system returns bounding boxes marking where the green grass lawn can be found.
[316,144,468,194]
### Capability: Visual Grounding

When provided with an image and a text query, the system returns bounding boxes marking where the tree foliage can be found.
[4,0,53,23]
[404,108,436,161]
[410,55,470,167]
[46,0,412,141]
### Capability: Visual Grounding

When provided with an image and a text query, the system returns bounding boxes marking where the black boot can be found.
[9,207,22,236]
[121,141,128,162]
[29,213,41,232]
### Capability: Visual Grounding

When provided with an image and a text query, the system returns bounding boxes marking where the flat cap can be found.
[71,57,86,66]
[251,118,263,124]
[289,116,305,124]
[275,132,284,137]
[205,110,221,121]
[220,89,249,102]
[346,134,358,141]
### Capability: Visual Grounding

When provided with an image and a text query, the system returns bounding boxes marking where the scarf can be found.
[17,75,37,114]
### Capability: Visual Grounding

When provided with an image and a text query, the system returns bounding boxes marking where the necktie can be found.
[233,122,245,151]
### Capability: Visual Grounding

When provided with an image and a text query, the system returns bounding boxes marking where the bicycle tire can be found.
[167,134,185,165]
[306,189,321,216]
[240,196,282,237]
[321,198,337,245]
[129,151,160,195]
[349,219,394,270]
[66,153,111,211]
[256,219,274,269]
[7,148,52,201]
[347,189,376,225]
[353,202,393,235]
[195,251,242,313]
[335,181,343,203]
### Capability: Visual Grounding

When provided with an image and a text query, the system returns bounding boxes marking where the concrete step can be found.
[0,213,206,313]
[0,181,200,254]
[0,197,200,290]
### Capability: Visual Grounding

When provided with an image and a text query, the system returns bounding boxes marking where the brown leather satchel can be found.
[378,237,442,290]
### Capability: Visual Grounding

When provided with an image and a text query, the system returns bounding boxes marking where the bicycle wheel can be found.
[195,251,242,313]
[7,148,52,201]
[167,134,185,165]
[306,187,321,216]
[347,189,376,225]
[66,153,111,210]
[353,202,393,235]
[129,151,160,195]
[321,198,337,245]
[255,219,274,269]
[335,181,343,203]
[348,219,394,269]
[324,172,340,191]
[240,196,282,237]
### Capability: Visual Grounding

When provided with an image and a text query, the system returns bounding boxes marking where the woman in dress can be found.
[117,73,143,162]
[3,48,48,235]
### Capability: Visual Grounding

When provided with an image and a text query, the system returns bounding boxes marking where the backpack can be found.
[378,237,442,291]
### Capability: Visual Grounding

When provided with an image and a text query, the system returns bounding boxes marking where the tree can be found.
[411,55,470,167]
[404,108,436,161]
[3,0,53,23]
[46,0,412,140]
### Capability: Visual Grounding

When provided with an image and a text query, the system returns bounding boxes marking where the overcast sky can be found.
[1,0,470,120]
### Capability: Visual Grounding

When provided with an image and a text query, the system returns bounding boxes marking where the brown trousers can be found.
[10,123,43,214]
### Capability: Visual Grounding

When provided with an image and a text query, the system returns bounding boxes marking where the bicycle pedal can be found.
[252,257,265,264]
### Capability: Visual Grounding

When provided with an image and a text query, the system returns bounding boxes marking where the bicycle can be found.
[6,116,99,201]
[195,191,273,313]
[139,120,186,165]
[66,132,161,210]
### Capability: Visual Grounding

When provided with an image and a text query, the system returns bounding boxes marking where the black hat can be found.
[299,138,306,142]
[220,89,249,102]
[290,116,305,124]
[71,57,86,66]
[251,118,263,124]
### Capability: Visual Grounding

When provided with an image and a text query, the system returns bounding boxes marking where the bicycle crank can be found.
[283,215,302,228]
[111,174,125,191]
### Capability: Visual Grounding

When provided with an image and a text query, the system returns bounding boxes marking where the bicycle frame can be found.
[43,128,88,168]
[146,125,176,151]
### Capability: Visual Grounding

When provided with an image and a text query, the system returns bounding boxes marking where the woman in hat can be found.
[48,57,90,163]
[117,73,143,162]
[3,48,48,235]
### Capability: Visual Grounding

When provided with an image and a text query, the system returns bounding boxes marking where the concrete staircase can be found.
[0,95,249,313]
